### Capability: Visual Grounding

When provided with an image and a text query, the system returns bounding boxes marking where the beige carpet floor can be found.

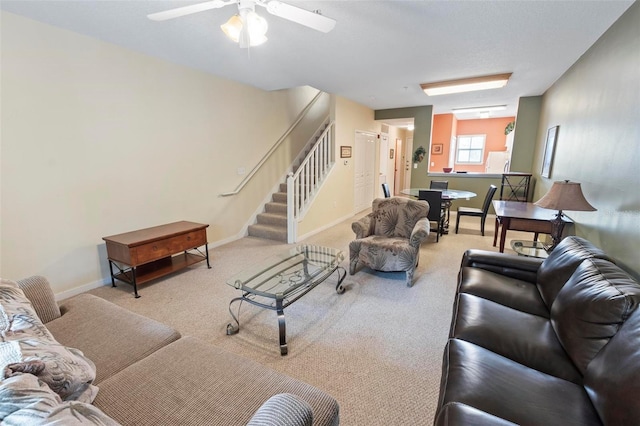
[89,211,534,425]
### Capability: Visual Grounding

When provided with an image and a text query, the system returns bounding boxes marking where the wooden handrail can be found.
[220,91,325,197]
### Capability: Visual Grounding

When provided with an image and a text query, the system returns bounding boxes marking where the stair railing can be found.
[286,120,335,243]
[220,91,324,197]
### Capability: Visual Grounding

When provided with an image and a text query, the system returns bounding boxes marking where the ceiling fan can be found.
[148,0,336,48]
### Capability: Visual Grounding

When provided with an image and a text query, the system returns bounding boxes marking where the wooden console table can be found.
[492,201,570,253]
[103,221,210,297]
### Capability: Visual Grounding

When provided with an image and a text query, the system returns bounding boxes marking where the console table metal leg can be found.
[335,266,347,294]
[205,244,211,269]
[108,260,117,288]
[132,268,140,298]
[276,298,287,356]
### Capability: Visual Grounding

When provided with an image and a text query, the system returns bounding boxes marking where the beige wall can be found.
[532,2,640,278]
[0,12,326,293]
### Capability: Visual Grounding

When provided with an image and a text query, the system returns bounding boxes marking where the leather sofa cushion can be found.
[584,306,640,424]
[551,258,640,375]
[438,339,601,426]
[457,267,549,317]
[451,293,582,383]
[435,402,518,426]
[537,236,611,309]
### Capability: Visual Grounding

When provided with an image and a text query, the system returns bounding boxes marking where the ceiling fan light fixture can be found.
[221,14,243,42]
[421,73,512,96]
[221,10,268,47]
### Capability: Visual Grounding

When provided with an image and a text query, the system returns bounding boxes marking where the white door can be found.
[394,138,404,195]
[354,131,377,212]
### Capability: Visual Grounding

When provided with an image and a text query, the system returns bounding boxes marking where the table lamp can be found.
[534,180,596,251]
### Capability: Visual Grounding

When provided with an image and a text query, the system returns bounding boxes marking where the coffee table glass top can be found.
[226,245,344,298]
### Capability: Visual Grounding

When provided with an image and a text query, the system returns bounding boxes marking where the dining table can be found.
[401,188,477,233]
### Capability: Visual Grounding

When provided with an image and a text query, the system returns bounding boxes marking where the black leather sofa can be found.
[435,236,640,425]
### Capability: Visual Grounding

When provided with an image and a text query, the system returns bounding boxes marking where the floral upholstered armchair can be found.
[349,197,430,287]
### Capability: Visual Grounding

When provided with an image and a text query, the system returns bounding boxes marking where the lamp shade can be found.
[534,180,596,212]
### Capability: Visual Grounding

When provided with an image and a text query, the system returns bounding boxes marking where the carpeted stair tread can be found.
[257,212,287,226]
[247,223,288,242]
[265,202,287,214]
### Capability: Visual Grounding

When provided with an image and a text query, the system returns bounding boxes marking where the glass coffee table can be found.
[511,240,549,259]
[226,245,346,355]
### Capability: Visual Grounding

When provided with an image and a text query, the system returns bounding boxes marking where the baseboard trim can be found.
[55,278,110,301]
[298,212,355,241]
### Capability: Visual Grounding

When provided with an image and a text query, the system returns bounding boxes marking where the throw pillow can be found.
[0,279,98,403]
[0,373,119,425]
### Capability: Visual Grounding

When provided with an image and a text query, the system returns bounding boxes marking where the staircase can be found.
[247,183,290,242]
[248,120,334,243]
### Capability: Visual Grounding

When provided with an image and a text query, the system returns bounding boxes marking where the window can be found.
[456,135,485,164]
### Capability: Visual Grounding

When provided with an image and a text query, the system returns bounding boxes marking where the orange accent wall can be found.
[430,114,454,172]
[456,117,515,172]
[430,115,515,173]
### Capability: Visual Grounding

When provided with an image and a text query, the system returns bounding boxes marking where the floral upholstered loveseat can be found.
[349,197,430,286]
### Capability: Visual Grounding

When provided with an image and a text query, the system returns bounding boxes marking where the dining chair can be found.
[429,180,449,190]
[455,185,497,236]
[419,190,446,242]
[381,182,391,198]
[429,180,450,221]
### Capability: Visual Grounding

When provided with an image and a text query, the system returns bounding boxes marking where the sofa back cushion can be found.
[0,279,98,402]
[537,236,611,308]
[371,197,429,239]
[550,258,640,375]
[584,306,640,425]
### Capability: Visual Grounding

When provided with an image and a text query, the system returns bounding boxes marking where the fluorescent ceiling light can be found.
[452,105,507,114]
[421,73,512,96]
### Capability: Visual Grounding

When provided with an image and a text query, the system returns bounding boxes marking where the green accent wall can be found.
[374,106,433,188]
[532,2,640,278]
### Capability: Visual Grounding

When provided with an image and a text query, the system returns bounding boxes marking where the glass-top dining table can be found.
[400,188,477,200]
[401,188,477,233]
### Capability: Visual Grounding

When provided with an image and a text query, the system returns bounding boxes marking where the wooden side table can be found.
[103,221,210,297]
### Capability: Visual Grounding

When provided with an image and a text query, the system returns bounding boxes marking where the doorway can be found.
[354,131,377,212]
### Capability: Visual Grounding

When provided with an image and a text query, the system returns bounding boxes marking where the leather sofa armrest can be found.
[460,249,543,283]
[410,217,430,247]
[352,214,373,239]
[16,275,61,323]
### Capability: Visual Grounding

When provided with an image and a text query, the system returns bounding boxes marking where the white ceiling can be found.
[1,1,633,124]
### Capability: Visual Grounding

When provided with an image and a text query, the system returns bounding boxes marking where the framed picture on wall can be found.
[541,126,559,178]
[340,146,352,158]
[431,144,443,155]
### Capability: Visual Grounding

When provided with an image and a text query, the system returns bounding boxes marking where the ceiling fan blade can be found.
[264,1,336,33]
[147,0,230,21]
